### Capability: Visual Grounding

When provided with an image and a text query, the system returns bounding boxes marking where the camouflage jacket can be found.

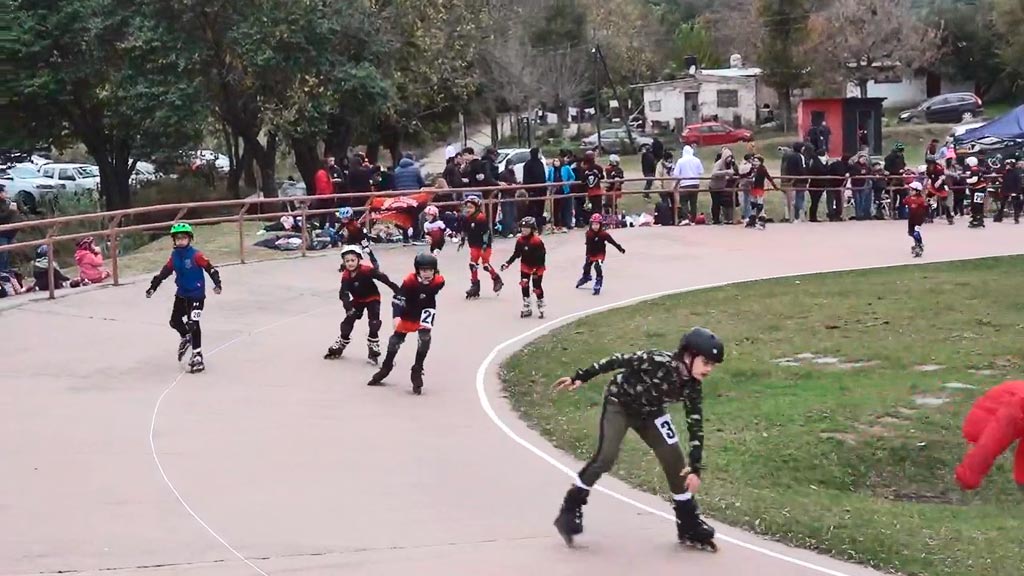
[573,349,705,474]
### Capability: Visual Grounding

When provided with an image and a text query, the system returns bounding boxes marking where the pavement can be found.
[5,219,1022,576]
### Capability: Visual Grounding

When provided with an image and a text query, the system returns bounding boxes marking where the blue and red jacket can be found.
[149,246,221,299]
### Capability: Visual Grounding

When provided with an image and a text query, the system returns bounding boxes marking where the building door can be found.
[856,109,876,154]
[684,92,699,126]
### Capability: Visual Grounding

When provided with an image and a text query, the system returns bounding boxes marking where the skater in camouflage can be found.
[324,245,400,364]
[146,223,222,374]
[551,327,724,551]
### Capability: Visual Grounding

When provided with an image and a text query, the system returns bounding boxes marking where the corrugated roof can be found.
[700,67,763,78]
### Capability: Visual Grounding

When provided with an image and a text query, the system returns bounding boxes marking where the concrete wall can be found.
[845,73,975,108]
[643,75,761,130]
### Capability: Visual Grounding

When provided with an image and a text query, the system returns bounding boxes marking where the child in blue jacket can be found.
[146,223,222,373]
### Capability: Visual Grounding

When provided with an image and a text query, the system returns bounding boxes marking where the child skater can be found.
[575,213,625,295]
[336,207,378,267]
[324,244,400,364]
[500,216,547,319]
[146,223,222,373]
[367,253,444,395]
[903,181,927,257]
[745,155,776,230]
[459,195,504,299]
[422,205,447,256]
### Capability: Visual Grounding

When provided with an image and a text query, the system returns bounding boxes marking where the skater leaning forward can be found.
[552,327,725,550]
[500,216,546,319]
[324,244,400,364]
[575,213,625,295]
[146,223,222,374]
[459,195,504,299]
[367,253,444,394]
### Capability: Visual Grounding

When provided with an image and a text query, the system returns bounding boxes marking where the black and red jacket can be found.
[341,262,399,304]
[462,209,492,249]
[396,273,445,321]
[585,229,624,260]
[504,233,546,271]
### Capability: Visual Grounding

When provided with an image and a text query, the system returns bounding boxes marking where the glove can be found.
[500,263,509,272]
[393,295,406,308]
[618,246,626,254]
[360,238,370,249]
[146,288,155,298]
[213,285,222,295]
[457,239,465,252]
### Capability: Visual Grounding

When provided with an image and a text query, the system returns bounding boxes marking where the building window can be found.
[716,89,739,108]
[648,100,662,112]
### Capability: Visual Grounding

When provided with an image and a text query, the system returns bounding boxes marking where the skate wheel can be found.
[681,539,718,553]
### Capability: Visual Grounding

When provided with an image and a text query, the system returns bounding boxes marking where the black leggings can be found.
[582,259,604,279]
[339,300,382,341]
[170,296,205,350]
[520,271,544,299]
[382,329,431,370]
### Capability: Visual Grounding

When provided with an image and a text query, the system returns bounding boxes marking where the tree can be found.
[703,0,760,67]
[993,0,1024,93]
[8,0,205,211]
[530,0,589,50]
[755,0,814,128]
[808,0,943,98]
[536,46,591,124]
[670,19,725,74]
[585,0,668,86]
[368,0,493,164]
[927,0,1003,98]
[143,0,389,197]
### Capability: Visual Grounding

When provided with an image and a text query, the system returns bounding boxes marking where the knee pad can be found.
[519,278,530,288]
[368,319,383,334]
[347,306,365,320]
[482,264,493,272]
[417,330,432,348]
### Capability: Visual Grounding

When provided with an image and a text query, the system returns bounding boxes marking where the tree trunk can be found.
[247,131,279,199]
[776,88,793,133]
[490,114,499,147]
[858,79,869,99]
[366,142,381,165]
[91,138,134,212]
[387,139,402,169]
[325,118,353,161]
[242,144,257,190]
[292,136,321,195]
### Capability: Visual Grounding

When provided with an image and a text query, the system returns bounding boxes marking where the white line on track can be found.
[149,306,330,576]
[474,252,1023,576]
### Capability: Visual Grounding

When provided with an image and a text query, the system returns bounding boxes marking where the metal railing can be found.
[0,173,1007,300]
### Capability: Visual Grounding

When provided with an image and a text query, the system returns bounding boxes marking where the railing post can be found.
[108,214,122,286]
[46,238,55,300]
[237,204,247,264]
[300,204,308,257]
[672,189,680,226]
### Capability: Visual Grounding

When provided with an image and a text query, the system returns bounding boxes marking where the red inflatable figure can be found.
[954,380,1024,491]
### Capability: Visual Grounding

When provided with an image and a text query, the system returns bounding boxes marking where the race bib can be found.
[654,414,679,445]
[419,308,436,328]
[189,309,202,321]
[973,192,985,204]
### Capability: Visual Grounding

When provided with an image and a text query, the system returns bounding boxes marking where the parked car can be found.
[580,128,653,153]
[495,148,546,182]
[680,122,753,147]
[0,166,66,214]
[37,163,101,193]
[130,161,166,186]
[186,149,231,174]
[897,93,983,124]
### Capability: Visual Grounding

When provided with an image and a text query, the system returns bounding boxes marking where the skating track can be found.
[6,222,1022,576]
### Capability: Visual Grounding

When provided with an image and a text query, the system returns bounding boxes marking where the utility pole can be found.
[594,43,635,148]
[592,33,602,153]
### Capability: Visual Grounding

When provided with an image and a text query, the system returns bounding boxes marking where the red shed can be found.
[797,97,886,157]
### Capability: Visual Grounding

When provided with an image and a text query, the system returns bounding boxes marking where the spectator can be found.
[0,184,20,272]
[672,145,703,224]
[522,147,548,226]
[819,121,832,154]
[347,153,375,202]
[657,150,675,212]
[849,153,872,220]
[781,142,807,222]
[871,161,888,219]
[640,144,657,199]
[708,148,738,225]
[925,139,940,163]
[394,153,426,191]
[0,269,28,297]
[74,237,111,284]
[737,153,754,223]
[442,151,464,191]
[604,154,624,215]
[806,148,830,222]
[651,137,665,166]
[827,155,850,221]
[313,159,333,228]
[547,156,575,231]
[33,245,88,292]
[498,163,519,238]
[806,124,822,152]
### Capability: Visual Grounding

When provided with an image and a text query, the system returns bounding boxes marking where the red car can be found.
[681,122,753,147]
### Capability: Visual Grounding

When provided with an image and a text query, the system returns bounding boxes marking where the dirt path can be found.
[5,221,1022,575]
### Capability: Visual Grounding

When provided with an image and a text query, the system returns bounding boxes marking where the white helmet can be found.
[340,245,363,259]
[608,154,621,165]
[908,181,924,191]
[966,156,979,168]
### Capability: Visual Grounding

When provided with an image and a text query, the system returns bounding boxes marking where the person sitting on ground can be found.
[0,269,30,297]
[33,245,89,291]
[74,237,112,284]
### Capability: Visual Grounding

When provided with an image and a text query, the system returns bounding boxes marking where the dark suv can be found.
[898,93,984,124]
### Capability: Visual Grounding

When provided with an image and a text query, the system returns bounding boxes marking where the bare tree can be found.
[808,0,943,97]
[536,46,591,124]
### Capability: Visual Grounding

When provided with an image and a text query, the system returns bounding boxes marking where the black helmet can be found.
[414,252,438,271]
[520,216,537,230]
[678,327,725,363]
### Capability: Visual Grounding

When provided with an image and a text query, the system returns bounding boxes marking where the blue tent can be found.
[956,105,1024,143]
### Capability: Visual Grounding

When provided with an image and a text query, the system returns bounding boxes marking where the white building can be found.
[634,56,772,131]
[845,70,974,109]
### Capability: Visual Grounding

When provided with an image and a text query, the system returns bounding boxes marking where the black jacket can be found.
[641,150,656,176]
[522,148,547,186]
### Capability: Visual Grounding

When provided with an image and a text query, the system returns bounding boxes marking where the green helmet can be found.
[170,222,194,237]
[894,142,905,152]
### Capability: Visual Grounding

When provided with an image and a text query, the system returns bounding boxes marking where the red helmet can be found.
[589,213,603,224]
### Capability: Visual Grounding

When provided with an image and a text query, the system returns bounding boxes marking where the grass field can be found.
[501,256,1024,576]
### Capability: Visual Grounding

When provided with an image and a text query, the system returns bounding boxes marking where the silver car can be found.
[0,166,66,213]
[580,128,653,153]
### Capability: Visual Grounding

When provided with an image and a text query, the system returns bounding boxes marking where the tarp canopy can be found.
[957,105,1024,143]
